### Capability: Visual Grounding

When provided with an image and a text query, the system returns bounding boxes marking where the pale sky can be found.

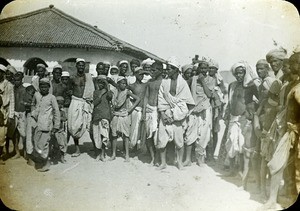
[1,0,300,70]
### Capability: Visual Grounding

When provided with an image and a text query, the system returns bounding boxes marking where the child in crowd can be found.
[31,78,60,172]
[92,77,113,161]
[110,77,140,162]
[50,96,68,163]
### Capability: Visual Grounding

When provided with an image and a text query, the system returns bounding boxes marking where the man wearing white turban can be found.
[223,61,259,189]
[157,58,195,170]
[266,47,287,80]
[68,58,94,157]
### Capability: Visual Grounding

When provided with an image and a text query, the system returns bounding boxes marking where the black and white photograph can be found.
[0,0,299,210]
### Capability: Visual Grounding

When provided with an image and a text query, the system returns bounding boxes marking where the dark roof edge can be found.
[0,5,166,62]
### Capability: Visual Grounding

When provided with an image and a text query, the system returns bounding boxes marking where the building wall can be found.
[0,46,136,74]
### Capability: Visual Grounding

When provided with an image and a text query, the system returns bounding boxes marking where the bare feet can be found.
[27,158,35,166]
[177,162,184,170]
[109,156,116,161]
[61,155,67,163]
[100,155,105,162]
[183,160,192,167]
[124,156,130,162]
[0,159,5,165]
[37,161,50,172]
[71,150,80,157]
[11,153,21,159]
[149,159,154,166]
[156,164,167,170]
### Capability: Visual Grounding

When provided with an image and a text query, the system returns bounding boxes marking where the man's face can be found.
[208,67,218,77]
[143,64,152,72]
[110,68,119,75]
[61,76,69,85]
[282,62,290,75]
[256,64,268,79]
[36,67,46,78]
[97,80,106,90]
[184,69,192,80]
[289,54,300,76]
[0,71,5,81]
[162,69,168,78]
[14,76,22,87]
[104,64,110,73]
[269,58,283,73]
[39,83,50,96]
[198,63,209,76]
[135,72,144,82]
[96,64,106,76]
[234,67,246,83]
[118,79,127,90]
[130,64,139,72]
[53,68,62,82]
[57,100,64,109]
[76,61,85,75]
[119,63,128,76]
[5,71,14,82]
[167,64,178,79]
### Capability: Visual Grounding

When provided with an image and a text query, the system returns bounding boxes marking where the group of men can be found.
[0,47,300,209]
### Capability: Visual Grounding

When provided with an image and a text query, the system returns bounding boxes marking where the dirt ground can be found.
[0,132,297,211]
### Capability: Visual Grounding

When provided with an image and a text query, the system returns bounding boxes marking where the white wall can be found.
[0,46,137,73]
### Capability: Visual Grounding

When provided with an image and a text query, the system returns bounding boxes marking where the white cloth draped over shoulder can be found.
[68,73,95,139]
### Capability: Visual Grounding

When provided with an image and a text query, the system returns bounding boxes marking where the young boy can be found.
[23,85,38,166]
[31,78,60,172]
[110,77,140,162]
[128,67,148,150]
[11,72,27,159]
[52,96,68,163]
[92,77,113,161]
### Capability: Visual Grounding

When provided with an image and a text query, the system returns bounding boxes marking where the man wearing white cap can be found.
[157,58,195,170]
[266,47,287,80]
[6,65,17,84]
[31,63,52,93]
[68,58,94,157]
[118,60,129,77]
[0,64,15,164]
[31,77,60,171]
[184,60,215,167]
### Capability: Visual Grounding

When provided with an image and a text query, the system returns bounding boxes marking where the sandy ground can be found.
[0,132,297,211]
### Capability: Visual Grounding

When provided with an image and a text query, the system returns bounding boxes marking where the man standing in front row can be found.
[68,58,95,157]
[0,64,14,164]
[157,58,195,170]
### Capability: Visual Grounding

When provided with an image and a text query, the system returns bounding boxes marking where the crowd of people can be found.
[0,47,299,209]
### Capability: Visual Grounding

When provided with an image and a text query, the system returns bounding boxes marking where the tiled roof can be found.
[0,5,165,62]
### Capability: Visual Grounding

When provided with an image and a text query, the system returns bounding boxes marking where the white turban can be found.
[6,65,17,74]
[0,64,7,72]
[103,61,111,65]
[208,60,219,69]
[117,76,126,83]
[167,56,180,69]
[231,61,258,87]
[36,63,46,69]
[266,47,287,63]
[53,64,62,70]
[181,64,193,73]
[119,60,129,66]
[76,58,85,63]
[141,58,155,67]
[62,71,70,77]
